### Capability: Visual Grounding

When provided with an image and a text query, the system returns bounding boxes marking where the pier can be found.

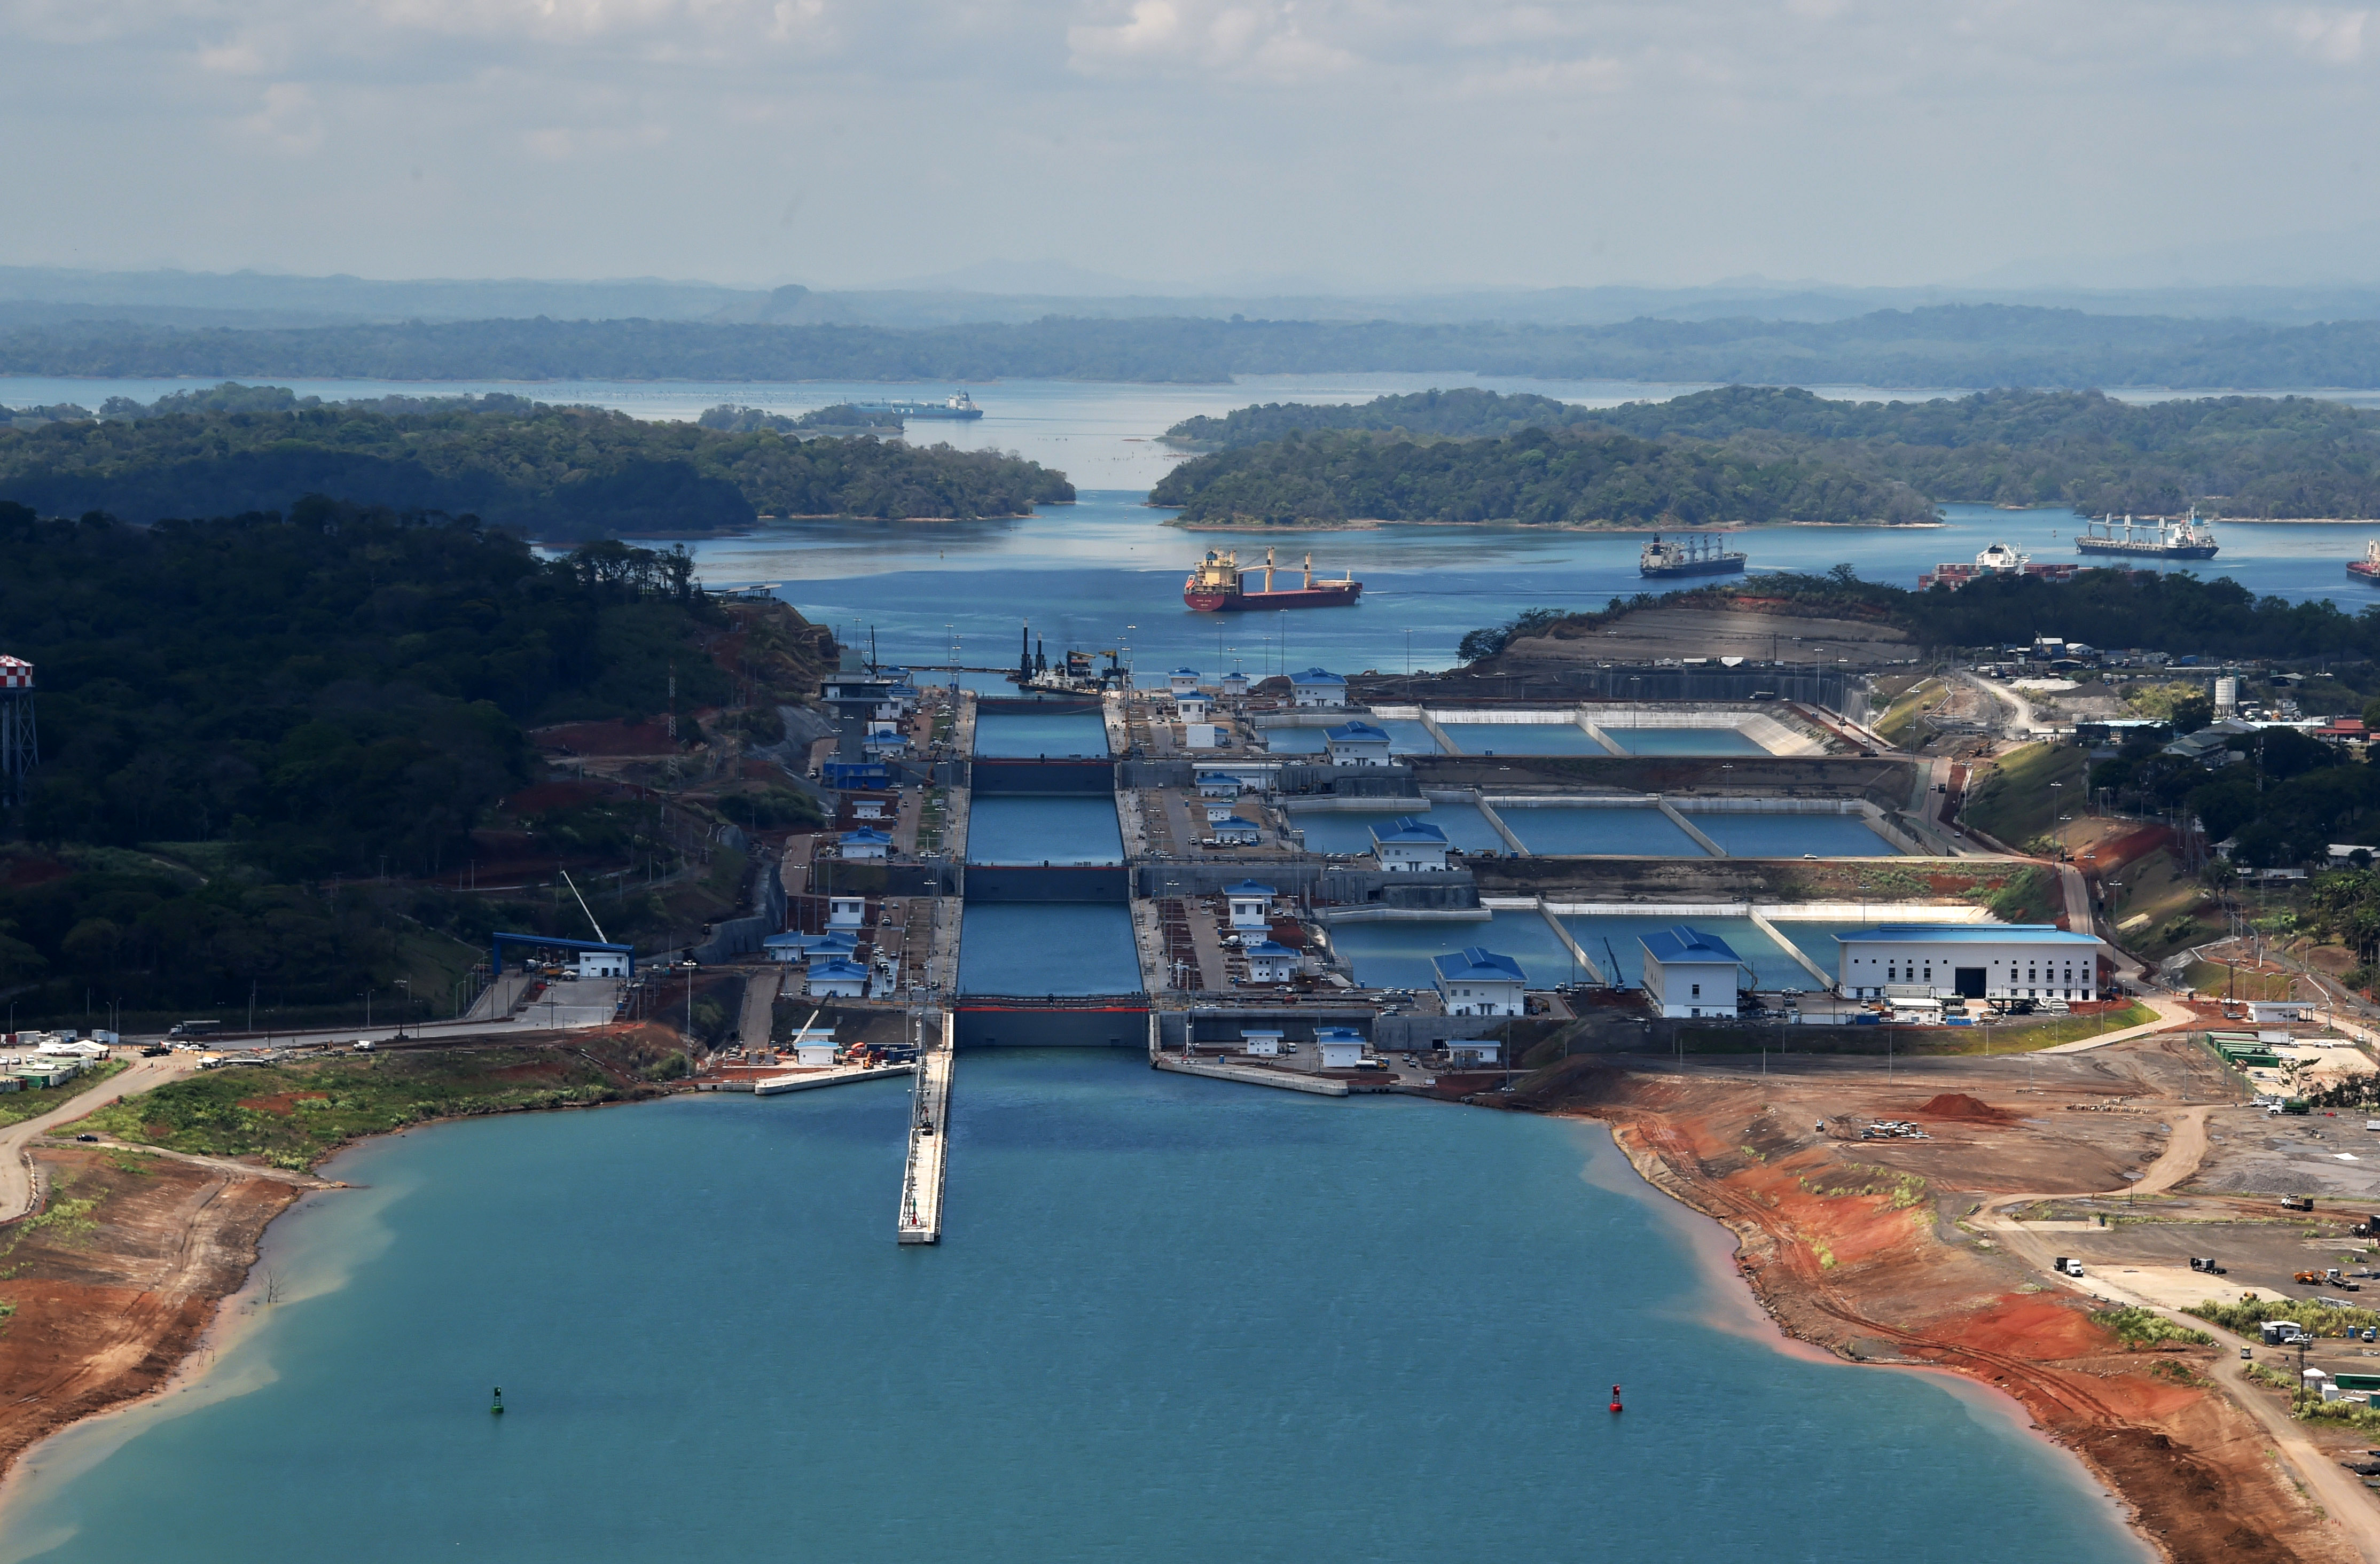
[899,1010,954,1244]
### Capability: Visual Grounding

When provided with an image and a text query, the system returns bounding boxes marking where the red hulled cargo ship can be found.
[1183,548,1363,612]
[2351,541,2380,583]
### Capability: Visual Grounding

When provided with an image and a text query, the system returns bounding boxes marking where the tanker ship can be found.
[1638,532,1747,579]
[1183,548,1363,612]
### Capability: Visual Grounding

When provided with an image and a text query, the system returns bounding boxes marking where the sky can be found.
[4,0,2379,293]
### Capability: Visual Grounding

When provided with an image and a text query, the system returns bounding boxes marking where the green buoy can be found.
[490,1386,505,1416]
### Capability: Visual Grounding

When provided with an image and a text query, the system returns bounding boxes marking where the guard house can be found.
[805,958,869,998]
[1241,1028,1283,1057]
[1370,817,1450,873]
[840,827,891,861]
[1168,668,1202,695]
[1316,1027,1367,1069]
[1199,773,1244,800]
[1446,1039,1501,1067]
[1246,941,1301,984]
[1175,692,1213,723]
[1640,925,1743,1019]
[1835,924,2104,1003]
[1226,881,1276,930]
[1290,668,1347,708]
[1213,816,1263,845]
[845,792,894,822]
[1432,948,1526,1016]
[827,895,868,930]
[1203,797,1242,824]
[1220,671,1250,698]
[1324,721,1393,767]
[491,933,637,981]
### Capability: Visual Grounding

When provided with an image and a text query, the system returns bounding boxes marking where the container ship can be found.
[2350,541,2380,582]
[1638,533,1747,579]
[1919,542,2079,591]
[1183,548,1362,612]
[2073,510,2219,560]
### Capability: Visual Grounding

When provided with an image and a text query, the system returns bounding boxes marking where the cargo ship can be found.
[1638,532,1747,578]
[2350,541,2380,582]
[2073,510,2219,560]
[1919,542,2079,591]
[1183,548,1362,612]
[848,392,984,420]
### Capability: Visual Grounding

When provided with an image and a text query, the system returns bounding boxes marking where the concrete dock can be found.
[751,1062,915,1096]
[899,1010,954,1245]
[1153,1055,1351,1096]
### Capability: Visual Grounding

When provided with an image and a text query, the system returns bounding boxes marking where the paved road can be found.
[0,1055,197,1223]
[1960,670,2054,738]
[1978,1108,2380,1562]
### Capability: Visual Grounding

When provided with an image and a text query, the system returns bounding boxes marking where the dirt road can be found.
[0,1056,194,1223]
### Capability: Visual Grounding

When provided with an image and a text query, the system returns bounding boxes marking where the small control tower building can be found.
[0,657,32,807]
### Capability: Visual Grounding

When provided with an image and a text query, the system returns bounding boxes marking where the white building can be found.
[847,793,894,820]
[827,895,868,930]
[1220,671,1250,698]
[1432,948,1526,1016]
[1226,880,1275,930]
[1445,1039,1501,1067]
[1212,816,1263,844]
[575,949,630,980]
[1241,1028,1283,1056]
[1369,817,1450,873]
[1324,721,1393,767]
[1199,773,1245,800]
[794,1039,838,1067]
[1203,798,1242,824]
[1183,723,1224,749]
[1835,924,2104,1003]
[1246,940,1301,983]
[1316,1027,1367,1069]
[1639,925,1743,1019]
[805,958,869,998]
[1169,668,1202,695]
[1175,692,1212,723]
[1290,667,1347,708]
[840,827,892,860]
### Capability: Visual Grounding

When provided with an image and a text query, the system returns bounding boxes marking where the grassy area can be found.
[1875,677,1944,748]
[1962,742,2087,848]
[0,1061,124,1129]
[2182,960,2293,1000]
[67,1040,680,1170]
[2108,847,2212,960]
[2094,1306,2213,1349]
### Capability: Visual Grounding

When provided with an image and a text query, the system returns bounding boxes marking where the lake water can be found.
[0,1058,2143,1564]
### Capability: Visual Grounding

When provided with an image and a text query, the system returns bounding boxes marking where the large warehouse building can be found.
[1836,925,2105,1004]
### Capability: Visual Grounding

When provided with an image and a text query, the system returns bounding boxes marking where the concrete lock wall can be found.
[976,697,1103,717]
[1272,764,1423,800]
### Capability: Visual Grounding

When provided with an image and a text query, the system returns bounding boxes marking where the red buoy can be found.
[1609,1383,1623,1414]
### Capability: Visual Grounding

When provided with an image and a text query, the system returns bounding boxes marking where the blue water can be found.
[1439,721,1609,755]
[1287,803,1506,855]
[1325,910,1583,990]
[0,1058,2141,1563]
[1682,812,1900,857]
[966,797,1124,864]
[1497,804,1705,856]
[974,710,1110,757]
[1603,727,1770,756]
[957,904,1142,994]
[1560,915,1813,991]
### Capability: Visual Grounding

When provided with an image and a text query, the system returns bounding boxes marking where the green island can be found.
[0,496,834,1025]
[1163,385,2380,520]
[0,386,1072,538]
[13,305,2380,388]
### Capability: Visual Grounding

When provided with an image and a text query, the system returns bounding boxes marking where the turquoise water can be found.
[1681,812,1899,857]
[1258,717,1436,754]
[1287,803,1505,855]
[1496,805,1704,856]
[1439,721,1609,755]
[1602,726,1770,756]
[1325,910,1582,990]
[957,904,1142,994]
[966,797,1124,864]
[1560,915,1811,990]
[974,710,1109,757]
[0,1058,2142,1563]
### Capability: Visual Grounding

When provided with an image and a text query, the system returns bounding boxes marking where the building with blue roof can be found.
[1325,720,1393,767]
[1168,668,1202,694]
[805,957,870,998]
[1640,925,1744,1019]
[1212,816,1263,845]
[1835,924,2104,1003]
[1431,947,1526,1016]
[1225,881,1276,930]
[1290,667,1347,708]
[1369,816,1450,873]
[1245,940,1301,984]
[839,827,892,860]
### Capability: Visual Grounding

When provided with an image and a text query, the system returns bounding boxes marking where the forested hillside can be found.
[0,395,1072,538]
[10,305,2380,387]
[1148,426,1932,526]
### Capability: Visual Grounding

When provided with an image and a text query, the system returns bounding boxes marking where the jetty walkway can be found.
[899,1010,954,1244]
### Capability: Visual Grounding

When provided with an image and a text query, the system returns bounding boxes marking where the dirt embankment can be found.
[1511,1052,2352,1564]
[0,1145,307,1481]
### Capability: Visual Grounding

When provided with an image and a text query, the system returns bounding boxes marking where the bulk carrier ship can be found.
[2073,510,2219,560]
[1638,533,1747,579]
[1183,548,1362,612]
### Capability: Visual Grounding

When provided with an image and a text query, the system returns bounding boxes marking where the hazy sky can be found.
[4,0,2377,292]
